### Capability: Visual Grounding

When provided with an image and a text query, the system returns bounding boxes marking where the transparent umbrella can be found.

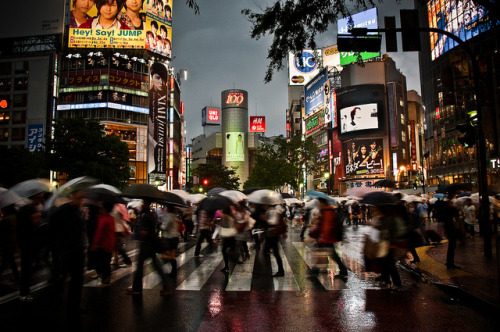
[10,179,53,198]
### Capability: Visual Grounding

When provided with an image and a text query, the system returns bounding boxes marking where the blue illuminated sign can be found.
[57,102,148,114]
[293,51,318,74]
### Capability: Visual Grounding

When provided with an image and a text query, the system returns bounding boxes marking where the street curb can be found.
[401,261,500,316]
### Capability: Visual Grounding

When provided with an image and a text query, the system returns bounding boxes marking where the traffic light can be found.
[457,122,476,147]
[400,9,421,51]
[202,179,209,186]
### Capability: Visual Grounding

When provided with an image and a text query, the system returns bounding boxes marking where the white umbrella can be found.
[10,179,53,198]
[345,186,382,198]
[284,198,302,205]
[219,190,248,203]
[189,193,206,204]
[44,176,97,210]
[402,195,424,203]
[470,193,495,205]
[170,189,191,202]
[0,190,25,209]
[247,189,284,205]
[304,199,318,209]
[90,184,121,194]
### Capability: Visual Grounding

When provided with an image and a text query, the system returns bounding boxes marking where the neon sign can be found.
[225,92,245,106]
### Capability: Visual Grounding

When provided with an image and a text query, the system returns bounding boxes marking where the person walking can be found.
[158,204,180,280]
[111,203,132,267]
[127,199,172,296]
[462,198,476,238]
[264,204,287,277]
[90,201,116,286]
[218,206,238,274]
[434,197,460,269]
[309,198,348,280]
[48,189,87,317]
[194,208,214,258]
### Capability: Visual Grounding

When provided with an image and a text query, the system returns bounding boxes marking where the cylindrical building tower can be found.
[221,89,249,188]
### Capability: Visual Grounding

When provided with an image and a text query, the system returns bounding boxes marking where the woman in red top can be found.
[91,201,116,286]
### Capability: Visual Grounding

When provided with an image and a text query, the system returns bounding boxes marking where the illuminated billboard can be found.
[68,0,172,57]
[337,7,379,66]
[321,45,342,72]
[288,50,322,86]
[304,68,329,117]
[250,116,266,132]
[344,138,384,176]
[225,132,245,162]
[202,107,220,126]
[427,0,497,60]
[339,103,379,134]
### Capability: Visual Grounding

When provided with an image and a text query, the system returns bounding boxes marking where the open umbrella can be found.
[436,183,472,197]
[360,191,397,206]
[402,195,424,203]
[284,197,301,205]
[122,183,165,201]
[433,193,446,199]
[85,186,125,205]
[198,195,234,211]
[44,176,97,210]
[170,189,191,203]
[207,187,227,196]
[280,193,293,199]
[218,190,248,203]
[10,179,53,198]
[189,193,206,204]
[90,184,121,194]
[159,191,187,207]
[373,179,396,188]
[248,189,284,206]
[241,187,261,195]
[0,190,25,209]
[305,190,336,206]
[344,186,381,198]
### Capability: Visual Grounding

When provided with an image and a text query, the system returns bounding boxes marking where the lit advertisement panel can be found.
[339,103,378,134]
[26,124,44,152]
[0,1,65,38]
[250,116,266,132]
[427,0,497,60]
[322,45,342,72]
[344,138,384,176]
[288,50,322,86]
[225,132,245,162]
[304,68,328,116]
[68,0,172,57]
[202,107,220,126]
[337,7,379,66]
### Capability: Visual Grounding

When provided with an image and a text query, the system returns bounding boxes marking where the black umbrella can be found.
[373,179,396,188]
[122,183,165,201]
[360,191,398,206]
[159,191,187,207]
[242,187,261,195]
[85,187,125,205]
[280,193,293,199]
[436,183,472,197]
[198,195,234,211]
[207,187,227,196]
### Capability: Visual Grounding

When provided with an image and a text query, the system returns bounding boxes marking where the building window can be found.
[401,131,406,142]
[14,78,28,91]
[399,98,404,107]
[14,61,28,75]
[13,94,27,107]
[0,78,12,91]
[12,111,26,124]
[0,112,10,124]
[11,127,25,141]
[402,148,406,159]
[0,128,8,141]
[400,114,405,125]
[0,62,12,75]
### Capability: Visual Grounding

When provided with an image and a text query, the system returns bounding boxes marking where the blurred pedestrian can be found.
[462,198,476,238]
[234,201,254,264]
[264,204,287,277]
[194,208,214,258]
[0,204,19,282]
[218,206,238,274]
[111,203,132,267]
[434,197,460,269]
[127,199,171,296]
[48,189,87,316]
[90,201,116,286]
[158,204,180,279]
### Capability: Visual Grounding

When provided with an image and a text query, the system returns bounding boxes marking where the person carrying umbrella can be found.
[308,197,348,280]
[127,199,172,295]
[158,203,180,281]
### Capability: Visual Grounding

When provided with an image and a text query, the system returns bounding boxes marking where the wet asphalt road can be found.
[0,225,498,331]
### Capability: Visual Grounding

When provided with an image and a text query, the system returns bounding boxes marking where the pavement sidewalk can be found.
[403,223,500,314]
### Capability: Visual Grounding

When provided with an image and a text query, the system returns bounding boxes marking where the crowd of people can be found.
[2,181,500,315]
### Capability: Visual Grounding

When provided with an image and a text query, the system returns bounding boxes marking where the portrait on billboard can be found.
[345,139,384,176]
[226,132,245,162]
[145,19,171,57]
[148,62,168,174]
[78,0,130,29]
[340,103,378,134]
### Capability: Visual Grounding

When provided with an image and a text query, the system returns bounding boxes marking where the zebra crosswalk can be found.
[0,227,397,304]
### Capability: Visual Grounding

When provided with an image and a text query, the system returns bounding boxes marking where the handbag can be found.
[363,234,389,260]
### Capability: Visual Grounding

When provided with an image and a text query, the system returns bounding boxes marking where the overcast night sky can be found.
[172,0,422,142]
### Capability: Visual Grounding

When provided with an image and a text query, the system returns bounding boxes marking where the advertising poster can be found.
[26,123,44,152]
[337,7,379,66]
[202,107,220,126]
[68,0,172,57]
[250,116,266,132]
[288,50,322,86]
[339,103,378,134]
[304,68,328,117]
[225,132,245,162]
[148,62,169,174]
[344,138,384,176]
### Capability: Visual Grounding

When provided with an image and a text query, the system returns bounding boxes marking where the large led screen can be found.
[68,0,172,58]
[339,103,378,134]
[344,138,384,176]
[427,0,497,60]
[337,7,379,66]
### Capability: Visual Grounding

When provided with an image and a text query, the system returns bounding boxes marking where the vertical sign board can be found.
[249,116,266,132]
[410,120,417,162]
[331,90,337,128]
[148,62,169,175]
[392,152,398,178]
[388,82,398,147]
[26,123,44,152]
[304,68,329,117]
